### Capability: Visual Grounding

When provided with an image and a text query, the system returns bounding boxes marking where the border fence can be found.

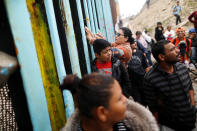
[2,0,116,130]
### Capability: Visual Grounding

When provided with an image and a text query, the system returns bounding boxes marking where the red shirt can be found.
[171,38,191,62]
[188,11,197,29]
[96,61,112,75]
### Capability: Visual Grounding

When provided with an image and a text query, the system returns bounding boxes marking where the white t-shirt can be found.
[142,32,152,43]
[164,30,175,41]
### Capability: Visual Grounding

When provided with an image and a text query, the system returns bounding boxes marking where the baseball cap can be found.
[189,28,196,33]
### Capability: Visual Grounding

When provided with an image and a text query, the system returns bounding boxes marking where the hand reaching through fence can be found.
[85,26,95,45]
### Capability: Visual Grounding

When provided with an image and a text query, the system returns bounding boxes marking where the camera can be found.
[178,41,187,59]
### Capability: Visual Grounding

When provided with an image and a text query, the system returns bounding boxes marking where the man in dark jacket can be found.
[127,41,149,104]
[91,39,131,97]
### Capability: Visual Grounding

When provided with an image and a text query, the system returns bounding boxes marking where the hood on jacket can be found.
[61,98,159,131]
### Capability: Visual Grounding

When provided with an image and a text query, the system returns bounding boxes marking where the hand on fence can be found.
[95,30,104,39]
[85,26,95,45]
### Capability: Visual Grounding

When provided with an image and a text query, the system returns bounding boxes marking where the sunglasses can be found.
[116,33,124,37]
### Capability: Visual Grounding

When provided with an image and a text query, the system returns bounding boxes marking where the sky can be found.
[118,0,146,18]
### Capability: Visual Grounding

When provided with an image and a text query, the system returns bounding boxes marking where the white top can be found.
[164,30,175,41]
[142,31,152,43]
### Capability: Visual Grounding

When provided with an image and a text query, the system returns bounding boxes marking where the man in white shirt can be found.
[142,30,152,43]
[164,25,175,41]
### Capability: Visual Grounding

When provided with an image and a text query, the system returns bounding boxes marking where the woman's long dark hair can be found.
[60,73,115,118]
[120,27,135,44]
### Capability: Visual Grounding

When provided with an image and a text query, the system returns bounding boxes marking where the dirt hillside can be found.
[124,0,197,38]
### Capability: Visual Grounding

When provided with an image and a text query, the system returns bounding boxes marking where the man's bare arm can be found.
[189,90,195,106]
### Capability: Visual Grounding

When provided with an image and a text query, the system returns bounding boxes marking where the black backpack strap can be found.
[186,38,190,59]
[173,38,176,45]
[173,38,190,60]
[186,38,190,51]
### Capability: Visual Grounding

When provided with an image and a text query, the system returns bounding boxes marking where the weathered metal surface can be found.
[44,0,66,84]
[82,0,91,28]
[95,0,107,39]
[26,0,66,130]
[91,0,99,32]
[62,90,75,118]
[75,0,91,74]
[97,0,115,42]
[59,0,82,118]
[87,0,101,60]
[59,0,82,77]
[44,0,75,122]
[4,0,52,130]
[101,0,111,41]
[5,0,116,129]
[86,0,96,34]
[82,0,95,60]
[105,0,115,41]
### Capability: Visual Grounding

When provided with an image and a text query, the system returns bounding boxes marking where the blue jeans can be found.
[191,47,197,63]
[174,14,181,25]
[146,51,153,66]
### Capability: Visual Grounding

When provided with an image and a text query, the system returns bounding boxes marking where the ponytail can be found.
[60,74,80,95]
[60,73,115,118]
[128,36,135,44]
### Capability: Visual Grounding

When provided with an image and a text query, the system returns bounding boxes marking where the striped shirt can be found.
[143,62,196,129]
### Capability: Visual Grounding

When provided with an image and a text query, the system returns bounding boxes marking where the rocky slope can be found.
[124,0,197,37]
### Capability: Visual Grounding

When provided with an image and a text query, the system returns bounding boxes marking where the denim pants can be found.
[174,14,181,25]
[191,47,197,63]
[146,51,153,66]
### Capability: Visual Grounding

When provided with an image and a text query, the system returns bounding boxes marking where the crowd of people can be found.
[60,1,197,130]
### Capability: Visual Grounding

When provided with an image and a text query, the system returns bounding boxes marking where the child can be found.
[91,39,131,97]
